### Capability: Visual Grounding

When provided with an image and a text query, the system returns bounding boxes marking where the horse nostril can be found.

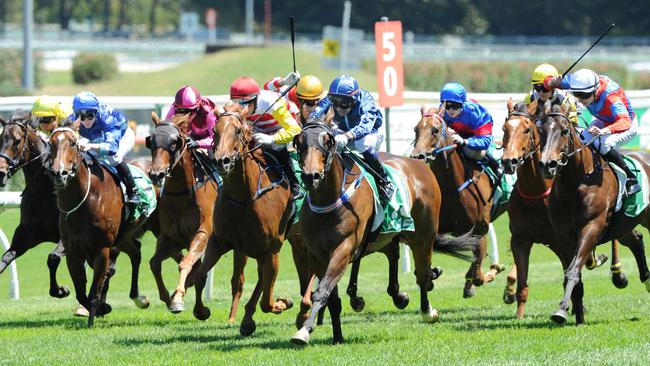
[222,157,231,166]
[548,161,558,169]
[313,172,321,181]
[538,161,545,170]
[511,158,519,166]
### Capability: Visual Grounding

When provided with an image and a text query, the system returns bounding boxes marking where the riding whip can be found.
[290,16,297,73]
[562,23,615,77]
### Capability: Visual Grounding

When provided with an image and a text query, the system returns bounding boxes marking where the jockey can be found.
[545,68,641,195]
[525,63,579,125]
[165,86,217,151]
[440,82,501,175]
[229,76,303,200]
[296,75,327,124]
[72,91,139,207]
[31,96,73,139]
[310,74,394,203]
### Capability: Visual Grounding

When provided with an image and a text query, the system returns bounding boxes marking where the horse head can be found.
[0,109,37,186]
[47,121,82,187]
[213,102,253,175]
[410,105,449,162]
[147,112,188,185]
[538,101,574,179]
[294,111,336,190]
[502,98,540,174]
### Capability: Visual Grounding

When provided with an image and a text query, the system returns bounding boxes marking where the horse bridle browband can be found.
[506,111,540,163]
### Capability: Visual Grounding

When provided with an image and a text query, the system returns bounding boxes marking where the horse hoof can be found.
[611,272,628,289]
[278,297,294,310]
[421,305,439,324]
[290,327,310,346]
[463,285,476,298]
[50,286,70,299]
[132,296,150,309]
[392,292,410,309]
[431,266,443,280]
[97,303,112,316]
[645,278,650,293]
[74,304,89,317]
[551,309,569,325]
[350,297,365,312]
[168,301,186,314]
[503,288,516,304]
[240,320,257,336]
[193,306,211,321]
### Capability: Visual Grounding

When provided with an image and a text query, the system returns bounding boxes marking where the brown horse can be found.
[501,99,627,319]
[538,103,650,324]
[146,112,247,321]
[290,118,479,345]
[191,102,311,336]
[46,123,152,327]
[411,106,505,297]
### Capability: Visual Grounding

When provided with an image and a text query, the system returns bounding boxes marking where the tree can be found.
[59,0,71,30]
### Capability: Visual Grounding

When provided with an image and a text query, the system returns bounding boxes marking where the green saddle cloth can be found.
[128,165,157,221]
[610,156,649,218]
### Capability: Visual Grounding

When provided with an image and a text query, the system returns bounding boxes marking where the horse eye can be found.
[235,126,242,135]
[431,128,439,135]
[561,129,569,136]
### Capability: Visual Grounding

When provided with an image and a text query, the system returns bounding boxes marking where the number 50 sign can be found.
[375,21,403,107]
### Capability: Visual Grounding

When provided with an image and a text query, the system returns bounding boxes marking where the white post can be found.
[488,223,500,264]
[0,228,19,300]
[22,0,34,91]
[339,1,351,74]
[204,268,214,302]
[245,0,254,44]
[401,243,411,273]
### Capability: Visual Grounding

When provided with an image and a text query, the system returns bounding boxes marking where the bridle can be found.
[416,112,455,162]
[541,111,576,172]
[297,122,336,175]
[0,121,45,178]
[47,127,82,181]
[505,110,540,165]
[147,121,189,178]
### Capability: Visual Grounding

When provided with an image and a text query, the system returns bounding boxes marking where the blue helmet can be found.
[73,91,100,114]
[440,82,467,104]
[328,75,359,102]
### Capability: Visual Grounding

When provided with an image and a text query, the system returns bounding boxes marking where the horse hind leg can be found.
[122,238,150,309]
[609,239,628,289]
[148,236,177,308]
[346,259,366,312]
[618,230,650,292]
[383,238,409,309]
[48,241,70,298]
[170,230,211,313]
[503,264,517,305]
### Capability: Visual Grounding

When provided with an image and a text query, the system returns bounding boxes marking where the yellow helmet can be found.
[531,63,559,85]
[32,96,69,119]
[296,75,326,100]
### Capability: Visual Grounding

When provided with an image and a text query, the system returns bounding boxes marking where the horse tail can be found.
[433,228,481,262]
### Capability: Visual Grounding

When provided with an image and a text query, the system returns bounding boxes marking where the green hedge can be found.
[0,50,43,96]
[72,53,118,84]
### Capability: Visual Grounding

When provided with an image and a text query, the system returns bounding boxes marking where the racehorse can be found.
[46,122,152,327]
[538,102,650,324]
[147,112,246,322]
[501,99,626,319]
[191,102,312,336]
[411,106,505,297]
[290,116,479,345]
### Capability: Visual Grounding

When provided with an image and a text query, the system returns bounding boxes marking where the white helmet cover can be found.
[569,69,599,93]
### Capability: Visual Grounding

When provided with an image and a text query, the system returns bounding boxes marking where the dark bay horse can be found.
[46,124,152,327]
[147,112,246,322]
[539,103,650,324]
[501,99,626,319]
[411,106,505,297]
[291,119,479,345]
[191,103,312,336]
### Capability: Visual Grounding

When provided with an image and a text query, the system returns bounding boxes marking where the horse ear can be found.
[151,111,161,125]
[527,99,539,117]
[507,98,514,114]
[543,99,552,115]
[420,105,427,116]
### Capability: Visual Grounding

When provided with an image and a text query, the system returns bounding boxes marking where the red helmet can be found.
[230,77,260,102]
[174,86,201,109]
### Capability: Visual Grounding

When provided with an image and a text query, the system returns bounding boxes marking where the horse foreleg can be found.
[410,242,438,324]
[192,235,229,321]
[382,238,409,309]
[259,251,292,314]
[289,237,315,328]
[503,263,517,305]
[510,235,533,319]
[0,224,41,274]
[122,238,149,309]
[149,236,177,307]
[170,229,210,313]
[47,240,70,298]
[66,250,89,319]
[87,247,111,328]
[327,285,344,344]
[291,241,353,345]
[228,251,247,323]
[610,239,629,288]
[241,261,264,336]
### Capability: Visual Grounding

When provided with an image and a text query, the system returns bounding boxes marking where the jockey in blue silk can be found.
[544,68,641,195]
[71,91,139,207]
[310,74,394,203]
[440,82,501,174]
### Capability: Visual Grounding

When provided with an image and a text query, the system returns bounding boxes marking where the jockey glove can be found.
[543,75,563,90]
[185,137,198,148]
[253,133,275,145]
[280,72,301,86]
[451,134,466,146]
[334,134,349,151]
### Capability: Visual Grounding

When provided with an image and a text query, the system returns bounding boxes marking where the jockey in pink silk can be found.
[166,86,217,151]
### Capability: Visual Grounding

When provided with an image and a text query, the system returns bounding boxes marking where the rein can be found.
[306,153,365,214]
[506,111,541,163]
[56,164,92,219]
[0,122,45,178]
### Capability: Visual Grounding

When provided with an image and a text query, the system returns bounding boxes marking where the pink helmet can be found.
[174,86,202,109]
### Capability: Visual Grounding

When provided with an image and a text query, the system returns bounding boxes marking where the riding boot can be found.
[116,161,140,207]
[362,151,395,204]
[485,152,503,177]
[275,148,304,200]
[604,149,641,195]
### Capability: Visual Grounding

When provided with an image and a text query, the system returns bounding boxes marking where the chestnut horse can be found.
[501,100,626,319]
[0,112,154,311]
[411,106,505,297]
[146,113,246,321]
[46,124,152,327]
[291,119,479,345]
[191,103,311,336]
[538,103,650,324]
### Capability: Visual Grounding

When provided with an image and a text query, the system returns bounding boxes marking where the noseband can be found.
[541,112,576,170]
[48,127,82,179]
[506,111,540,163]
[418,113,454,162]
[0,121,44,178]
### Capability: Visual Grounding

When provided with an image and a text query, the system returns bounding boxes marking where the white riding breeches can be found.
[580,116,638,155]
[106,128,135,165]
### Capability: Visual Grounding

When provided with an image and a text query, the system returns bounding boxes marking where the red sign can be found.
[206,8,217,29]
[374,21,404,107]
